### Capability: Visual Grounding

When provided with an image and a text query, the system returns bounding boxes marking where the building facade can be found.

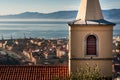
[68,0,115,77]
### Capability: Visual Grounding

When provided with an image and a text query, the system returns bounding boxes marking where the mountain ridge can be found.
[0,9,120,19]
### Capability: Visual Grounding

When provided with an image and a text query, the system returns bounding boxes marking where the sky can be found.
[0,0,120,15]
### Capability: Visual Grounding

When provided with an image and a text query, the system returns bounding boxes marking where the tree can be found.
[53,63,105,80]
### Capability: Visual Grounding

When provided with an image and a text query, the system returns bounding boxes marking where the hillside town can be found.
[0,37,68,65]
[0,36,120,79]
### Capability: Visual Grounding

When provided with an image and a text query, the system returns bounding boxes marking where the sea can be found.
[0,19,119,39]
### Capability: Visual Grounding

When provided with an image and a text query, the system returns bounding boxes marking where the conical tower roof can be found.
[76,0,103,20]
[68,0,115,25]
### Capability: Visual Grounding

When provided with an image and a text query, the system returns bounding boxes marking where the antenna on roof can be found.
[1,34,4,48]
[1,34,4,40]
[24,33,26,39]
[11,34,13,40]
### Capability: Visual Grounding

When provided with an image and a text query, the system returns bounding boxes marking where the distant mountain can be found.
[0,9,120,19]
[103,9,120,19]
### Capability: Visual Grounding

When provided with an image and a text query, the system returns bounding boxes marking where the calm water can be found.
[0,19,119,39]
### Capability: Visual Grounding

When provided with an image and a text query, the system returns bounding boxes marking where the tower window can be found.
[86,35,97,55]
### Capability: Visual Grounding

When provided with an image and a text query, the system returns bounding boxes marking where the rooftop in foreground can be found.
[0,65,68,80]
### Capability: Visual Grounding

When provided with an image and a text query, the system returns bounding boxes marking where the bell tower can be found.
[68,0,115,78]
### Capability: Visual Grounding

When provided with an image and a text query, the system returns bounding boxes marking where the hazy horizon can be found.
[0,8,119,16]
[0,0,120,15]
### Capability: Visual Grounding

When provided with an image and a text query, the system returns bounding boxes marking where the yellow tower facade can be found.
[68,0,115,77]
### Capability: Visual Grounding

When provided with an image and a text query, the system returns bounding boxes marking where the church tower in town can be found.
[68,0,115,77]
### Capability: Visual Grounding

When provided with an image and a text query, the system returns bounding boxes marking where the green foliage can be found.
[70,63,105,80]
[53,63,105,80]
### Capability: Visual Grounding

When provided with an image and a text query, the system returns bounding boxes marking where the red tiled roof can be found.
[0,65,68,80]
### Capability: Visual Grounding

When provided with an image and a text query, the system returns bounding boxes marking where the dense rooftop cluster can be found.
[0,36,120,79]
[0,38,68,65]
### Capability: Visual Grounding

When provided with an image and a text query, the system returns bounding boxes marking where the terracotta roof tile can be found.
[0,65,68,80]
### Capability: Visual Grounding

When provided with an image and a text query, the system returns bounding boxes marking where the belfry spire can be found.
[76,0,103,20]
[68,0,115,78]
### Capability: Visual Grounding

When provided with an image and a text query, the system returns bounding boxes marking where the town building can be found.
[68,0,115,78]
[0,0,118,80]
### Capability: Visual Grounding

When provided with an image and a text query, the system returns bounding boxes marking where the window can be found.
[86,35,97,55]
